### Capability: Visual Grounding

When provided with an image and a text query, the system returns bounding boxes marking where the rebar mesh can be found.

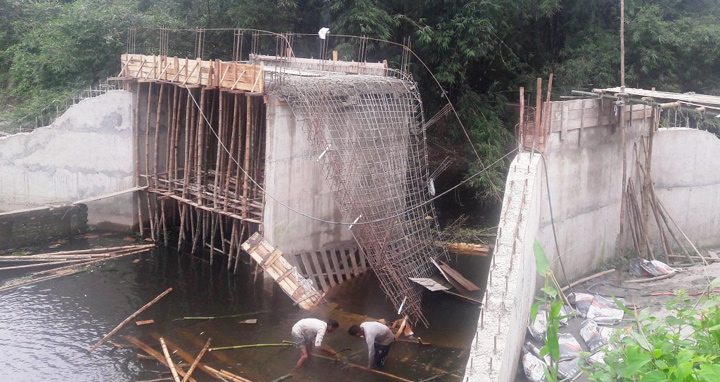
[269,74,447,326]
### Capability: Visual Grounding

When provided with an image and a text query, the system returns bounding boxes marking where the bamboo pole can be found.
[233,224,246,274]
[218,215,227,257]
[191,208,202,254]
[166,86,178,191]
[533,78,541,151]
[148,335,252,382]
[270,375,292,382]
[161,199,168,247]
[135,83,144,236]
[89,287,173,353]
[224,94,239,212]
[213,89,225,210]
[655,199,710,266]
[145,84,156,241]
[32,248,153,276]
[182,338,211,382]
[519,87,525,150]
[0,248,152,294]
[209,214,218,264]
[196,89,206,206]
[0,259,86,271]
[209,343,292,352]
[561,269,616,292]
[124,336,198,382]
[242,94,252,221]
[313,354,413,382]
[619,96,627,253]
[14,244,153,258]
[153,84,165,188]
[160,338,182,382]
[226,220,237,270]
[655,198,694,263]
[145,83,153,186]
[252,99,263,201]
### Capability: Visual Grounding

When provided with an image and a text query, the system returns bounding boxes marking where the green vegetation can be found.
[1,0,719,201]
[586,284,720,381]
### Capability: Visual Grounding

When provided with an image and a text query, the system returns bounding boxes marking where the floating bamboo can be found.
[182,338,211,382]
[89,288,173,353]
[124,335,198,382]
[174,310,269,321]
[160,338,182,382]
[209,343,292,352]
[313,354,413,382]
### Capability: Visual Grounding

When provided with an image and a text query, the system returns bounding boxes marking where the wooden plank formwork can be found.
[120,54,264,93]
[240,233,322,309]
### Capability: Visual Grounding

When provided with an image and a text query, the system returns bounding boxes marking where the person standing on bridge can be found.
[291,317,339,367]
[348,321,395,369]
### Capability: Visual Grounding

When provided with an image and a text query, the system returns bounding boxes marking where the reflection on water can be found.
[0,234,482,381]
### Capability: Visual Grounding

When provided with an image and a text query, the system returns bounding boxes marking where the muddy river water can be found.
[0,234,485,382]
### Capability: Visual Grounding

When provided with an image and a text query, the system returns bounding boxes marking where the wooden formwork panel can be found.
[120,54,264,93]
[292,248,368,293]
[240,232,322,309]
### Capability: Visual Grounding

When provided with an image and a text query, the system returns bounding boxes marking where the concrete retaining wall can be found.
[0,205,88,250]
[651,128,720,248]
[464,153,542,380]
[466,98,720,381]
[538,99,651,280]
[0,91,135,228]
[263,95,357,261]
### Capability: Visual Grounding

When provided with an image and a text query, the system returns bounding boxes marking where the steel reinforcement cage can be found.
[269,73,448,326]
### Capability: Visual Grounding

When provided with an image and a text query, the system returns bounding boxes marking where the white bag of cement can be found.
[586,295,625,325]
[522,349,547,382]
[569,293,625,324]
[558,333,582,361]
[568,293,594,317]
[580,319,615,352]
[558,357,582,381]
[525,341,551,365]
[587,351,606,365]
[528,310,548,341]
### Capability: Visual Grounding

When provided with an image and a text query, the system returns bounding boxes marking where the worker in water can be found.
[348,321,395,369]
[291,317,339,367]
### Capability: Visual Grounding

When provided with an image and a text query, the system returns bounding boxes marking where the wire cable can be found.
[537,150,573,291]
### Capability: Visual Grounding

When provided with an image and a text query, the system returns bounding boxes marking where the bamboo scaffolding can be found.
[89,287,173,353]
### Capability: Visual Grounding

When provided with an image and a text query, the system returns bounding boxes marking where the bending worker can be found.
[291,317,339,367]
[348,321,395,369]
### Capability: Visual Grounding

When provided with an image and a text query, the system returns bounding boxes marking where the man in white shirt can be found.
[291,317,339,367]
[348,321,395,369]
